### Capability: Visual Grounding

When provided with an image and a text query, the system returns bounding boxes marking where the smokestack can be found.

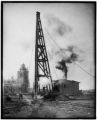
[64,61,68,80]
[56,60,68,80]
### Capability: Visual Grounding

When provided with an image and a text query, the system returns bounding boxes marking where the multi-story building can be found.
[17,64,29,93]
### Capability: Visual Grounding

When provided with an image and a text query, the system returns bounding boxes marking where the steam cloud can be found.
[64,46,79,63]
[45,14,72,36]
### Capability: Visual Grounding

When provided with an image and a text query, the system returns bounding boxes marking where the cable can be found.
[47,51,59,79]
[74,62,95,77]
[44,29,60,79]
[44,34,61,80]
[45,27,66,57]
[44,28,95,78]
[45,28,62,49]
[43,31,59,80]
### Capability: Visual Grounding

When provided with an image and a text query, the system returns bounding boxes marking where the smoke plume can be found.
[56,45,82,79]
[55,45,83,63]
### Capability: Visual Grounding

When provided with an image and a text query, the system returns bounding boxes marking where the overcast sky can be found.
[3,3,95,90]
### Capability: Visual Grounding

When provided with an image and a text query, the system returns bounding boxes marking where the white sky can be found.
[3,3,95,90]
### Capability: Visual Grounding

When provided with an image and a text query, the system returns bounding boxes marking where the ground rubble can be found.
[3,99,95,118]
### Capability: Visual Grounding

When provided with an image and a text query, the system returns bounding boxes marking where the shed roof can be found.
[52,79,80,85]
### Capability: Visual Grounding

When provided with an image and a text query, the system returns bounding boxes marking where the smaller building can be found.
[3,79,19,95]
[52,79,80,96]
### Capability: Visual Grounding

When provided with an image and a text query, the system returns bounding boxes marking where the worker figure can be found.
[19,93,23,100]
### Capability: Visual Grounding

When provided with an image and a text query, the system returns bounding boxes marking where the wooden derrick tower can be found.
[34,12,52,98]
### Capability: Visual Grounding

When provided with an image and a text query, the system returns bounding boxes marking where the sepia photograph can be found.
[1,1,96,119]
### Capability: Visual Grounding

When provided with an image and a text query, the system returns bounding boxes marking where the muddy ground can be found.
[3,99,95,119]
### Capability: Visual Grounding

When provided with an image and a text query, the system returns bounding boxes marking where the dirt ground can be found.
[3,99,95,118]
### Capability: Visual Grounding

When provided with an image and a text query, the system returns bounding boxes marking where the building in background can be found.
[17,64,29,93]
[3,77,19,95]
[3,64,30,95]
